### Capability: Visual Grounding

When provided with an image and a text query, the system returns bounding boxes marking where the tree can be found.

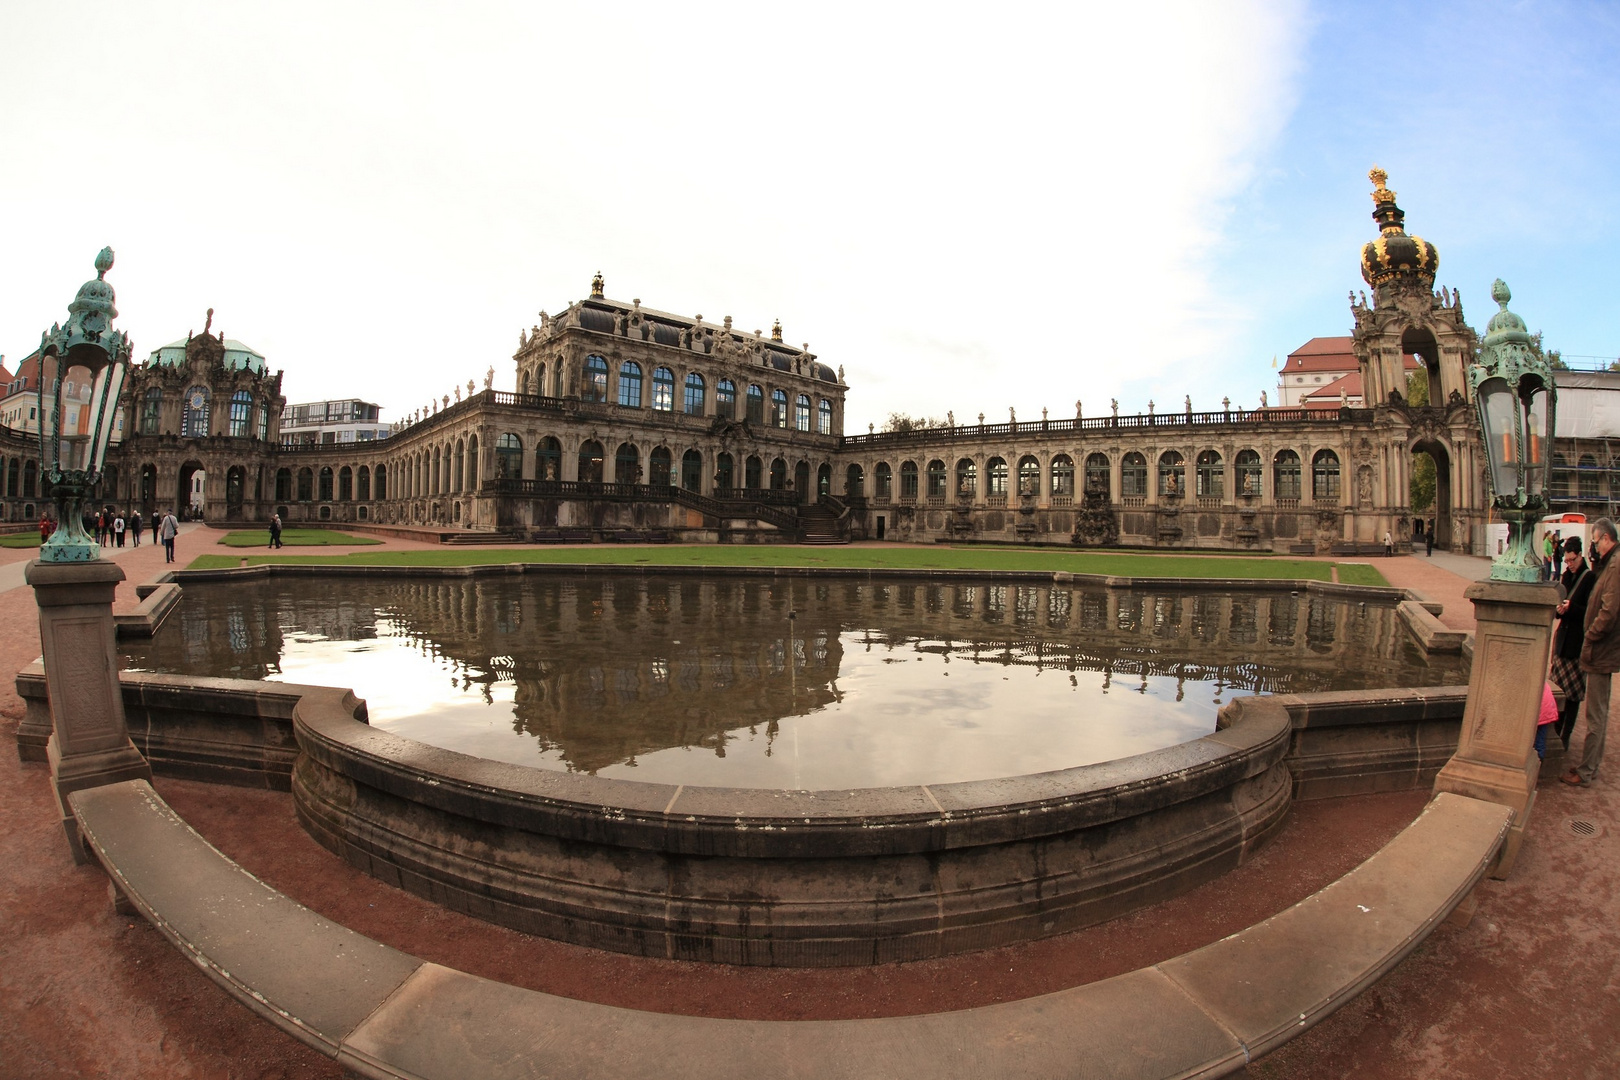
[1407,368,1436,513]
[1530,330,1565,370]
[882,412,944,434]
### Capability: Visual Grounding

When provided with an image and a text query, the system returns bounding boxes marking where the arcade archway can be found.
[1411,438,1453,549]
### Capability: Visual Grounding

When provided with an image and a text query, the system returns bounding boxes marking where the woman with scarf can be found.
[1552,536,1597,749]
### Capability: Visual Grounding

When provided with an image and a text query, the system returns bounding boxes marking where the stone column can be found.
[1433,579,1557,877]
[26,559,152,864]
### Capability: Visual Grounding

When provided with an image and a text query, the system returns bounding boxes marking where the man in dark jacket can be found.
[1567,518,1620,786]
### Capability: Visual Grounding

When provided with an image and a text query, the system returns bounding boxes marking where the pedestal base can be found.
[1433,754,1538,878]
[47,734,152,864]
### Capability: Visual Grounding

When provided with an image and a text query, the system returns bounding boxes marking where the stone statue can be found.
[1075,400,1082,419]
[204,308,214,336]
[1165,471,1178,494]
[1009,407,1016,424]
[485,366,494,390]
[468,378,476,396]
[1184,395,1192,413]
[519,329,528,348]
[538,310,548,327]
[1041,407,1048,422]
[947,410,955,427]
[1260,390,1268,408]
[454,386,461,402]
[1222,396,1231,411]
[1340,389,1348,406]
[1111,399,1118,416]
[1148,400,1154,415]
[838,365,845,383]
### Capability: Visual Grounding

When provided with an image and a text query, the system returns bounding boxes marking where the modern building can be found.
[279,399,389,447]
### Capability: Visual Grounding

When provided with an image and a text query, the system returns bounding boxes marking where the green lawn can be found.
[186,543,1389,586]
[0,533,41,548]
[215,529,383,548]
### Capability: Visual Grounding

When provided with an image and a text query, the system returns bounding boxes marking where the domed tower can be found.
[1347,168,1485,552]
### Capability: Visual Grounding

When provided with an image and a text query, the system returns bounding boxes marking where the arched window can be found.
[771,389,789,428]
[1085,453,1110,497]
[297,467,314,502]
[1196,450,1223,498]
[1158,451,1185,496]
[615,442,640,484]
[745,455,763,489]
[617,361,642,408]
[256,404,269,440]
[746,384,764,424]
[578,440,604,483]
[431,448,441,495]
[652,367,675,411]
[795,394,812,431]
[228,391,252,438]
[844,463,864,496]
[319,467,334,502]
[684,373,705,415]
[770,457,788,490]
[649,447,672,486]
[140,388,162,435]
[583,355,609,402]
[1274,450,1302,500]
[375,464,387,500]
[875,461,893,498]
[681,449,703,491]
[716,452,735,491]
[926,459,947,497]
[817,462,832,497]
[1050,454,1075,497]
[496,433,523,479]
[716,379,736,420]
[900,460,919,499]
[1121,452,1148,497]
[537,436,561,481]
[453,440,464,492]
[987,457,1009,495]
[794,460,810,500]
[23,460,36,497]
[182,386,209,438]
[1312,449,1341,501]
[1018,455,1041,496]
[357,466,371,501]
[338,466,353,501]
[818,399,833,435]
[1235,449,1262,496]
[466,435,478,488]
[275,468,292,502]
[956,458,977,498]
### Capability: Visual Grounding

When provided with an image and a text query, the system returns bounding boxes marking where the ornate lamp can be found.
[35,247,133,562]
[1468,279,1554,582]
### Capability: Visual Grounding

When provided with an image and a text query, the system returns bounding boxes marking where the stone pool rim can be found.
[108,562,1455,966]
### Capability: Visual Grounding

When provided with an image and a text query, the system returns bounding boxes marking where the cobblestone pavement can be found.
[1,547,1615,1078]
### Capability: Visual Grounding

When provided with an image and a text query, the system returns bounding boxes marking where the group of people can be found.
[88,508,144,548]
[1547,518,1618,788]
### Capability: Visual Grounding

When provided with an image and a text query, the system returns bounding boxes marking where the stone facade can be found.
[0,172,1512,548]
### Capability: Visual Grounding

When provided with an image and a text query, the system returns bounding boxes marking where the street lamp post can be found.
[25,249,152,863]
[1434,280,1558,879]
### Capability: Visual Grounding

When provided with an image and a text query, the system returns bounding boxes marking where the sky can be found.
[1,1,1616,433]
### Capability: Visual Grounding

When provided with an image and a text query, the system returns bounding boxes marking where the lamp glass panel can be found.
[1477,377,1519,497]
[1523,381,1549,498]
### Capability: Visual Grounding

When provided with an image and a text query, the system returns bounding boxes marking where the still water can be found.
[121,575,1468,788]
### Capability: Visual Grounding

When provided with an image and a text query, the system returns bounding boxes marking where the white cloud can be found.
[0,1,1309,429]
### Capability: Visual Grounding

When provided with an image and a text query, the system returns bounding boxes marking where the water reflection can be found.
[120,577,1468,788]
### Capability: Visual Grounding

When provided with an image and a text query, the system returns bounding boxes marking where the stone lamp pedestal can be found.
[26,558,151,863]
[1433,578,1557,878]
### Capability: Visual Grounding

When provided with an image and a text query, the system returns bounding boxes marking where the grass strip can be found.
[215,529,383,548]
[0,533,42,548]
[185,544,1386,584]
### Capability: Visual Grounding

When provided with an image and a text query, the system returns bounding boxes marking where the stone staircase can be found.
[797,502,847,544]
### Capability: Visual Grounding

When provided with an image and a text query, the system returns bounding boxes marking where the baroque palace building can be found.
[0,171,1558,551]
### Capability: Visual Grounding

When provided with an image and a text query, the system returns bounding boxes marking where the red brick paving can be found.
[1,546,1616,1078]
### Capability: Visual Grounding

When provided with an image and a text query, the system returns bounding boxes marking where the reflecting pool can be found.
[121,576,1468,788]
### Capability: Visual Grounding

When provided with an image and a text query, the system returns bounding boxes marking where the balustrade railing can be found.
[837,406,1373,450]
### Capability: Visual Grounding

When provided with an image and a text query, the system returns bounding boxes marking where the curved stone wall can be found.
[291,684,1292,967]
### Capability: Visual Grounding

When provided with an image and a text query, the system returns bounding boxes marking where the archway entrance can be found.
[225,465,246,520]
[177,461,206,520]
[1411,439,1453,550]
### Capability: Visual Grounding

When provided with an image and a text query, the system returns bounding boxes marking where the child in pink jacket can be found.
[1535,681,1559,761]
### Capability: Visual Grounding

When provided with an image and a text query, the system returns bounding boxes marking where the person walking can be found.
[1425,524,1434,557]
[268,513,283,549]
[1566,517,1620,788]
[112,512,125,548]
[1383,529,1393,558]
[38,515,52,543]
[1552,537,1596,750]
[130,510,142,547]
[159,508,179,564]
